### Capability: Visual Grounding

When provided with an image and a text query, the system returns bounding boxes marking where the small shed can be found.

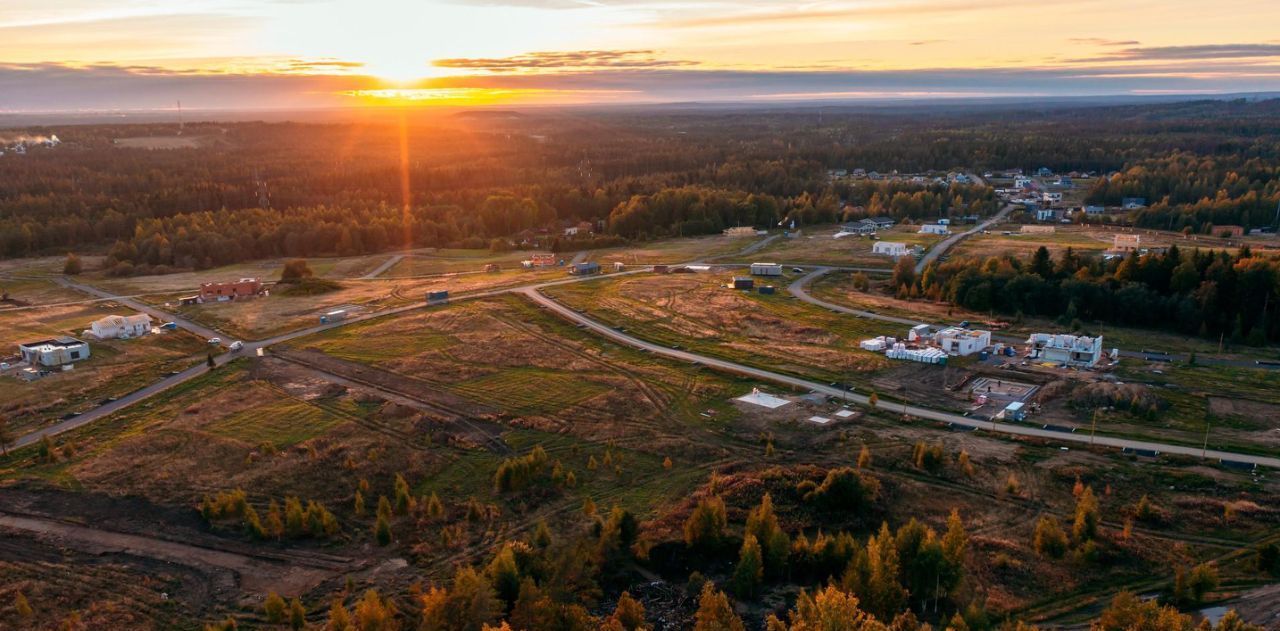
[612,262,625,272]
[749,262,782,276]
[731,277,754,290]
[570,262,600,275]
[758,285,775,295]
[427,290,449,305]
[1001,401,1026,421]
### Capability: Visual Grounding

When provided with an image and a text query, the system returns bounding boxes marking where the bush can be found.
[799,467,880,512]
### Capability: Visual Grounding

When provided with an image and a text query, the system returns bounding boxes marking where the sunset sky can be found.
[3,0,1280,110]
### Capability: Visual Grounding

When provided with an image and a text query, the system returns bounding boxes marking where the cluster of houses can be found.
[827,169,976,186]
[9,310,163,380]
[859,322,1111,369]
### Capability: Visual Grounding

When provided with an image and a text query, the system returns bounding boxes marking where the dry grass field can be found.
[0,300,206,435]
[728,224,944,267]
[542,271,901,383]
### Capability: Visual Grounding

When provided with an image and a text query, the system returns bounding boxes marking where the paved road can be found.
[55,277,227,344]
[915,203,1015,274]
[360,254,406,279]
[521,285,1280,469]
[789,267,925,326]
[731,233,781,258]
[11,269,643,450]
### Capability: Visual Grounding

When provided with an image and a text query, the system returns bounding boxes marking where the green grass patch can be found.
[450,368,608,415]
[206,397,345,447]
[301,320,450,362]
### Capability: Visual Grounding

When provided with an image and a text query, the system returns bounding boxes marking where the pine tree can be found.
[327,598,352,630]
[393,474,413,515]
[375,515,392,546]
[1033,516,1068,558]
[684,495,728,551]
[289,597,306,630]
[14,591,33,619]
[609,591,649,631]
[868,391,879,407]
[858,444,872,469]
[353,491,366,517]
[693,582,745,631]
[1073,486,1100,542]
[264,592,287,624]
[663,456,673,470]
[731,534,764,598]
[353,589,397,631]
[425,493,445,521]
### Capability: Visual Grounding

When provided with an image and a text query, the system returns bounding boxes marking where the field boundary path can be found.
[359,253,406,279]
[14,262,1277,467]
[520,285,1280,469]
[915,203,1015,274]
[0,511,353,596]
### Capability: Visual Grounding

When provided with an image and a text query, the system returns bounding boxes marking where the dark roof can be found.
[20,337,85,348]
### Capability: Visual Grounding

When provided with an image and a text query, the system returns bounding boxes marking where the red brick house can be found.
[199,278,263,302]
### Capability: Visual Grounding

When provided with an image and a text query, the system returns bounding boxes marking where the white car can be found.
[208,337,221,345]
[229,341,244,352]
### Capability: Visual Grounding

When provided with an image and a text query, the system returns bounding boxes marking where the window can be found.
[70,351,81,359]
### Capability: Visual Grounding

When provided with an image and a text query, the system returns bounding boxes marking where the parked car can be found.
[208,337,221,345]
[229,341,244,352]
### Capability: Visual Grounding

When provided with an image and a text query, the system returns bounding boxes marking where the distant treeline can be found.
[910,245,1279,345]
[1087,153,1280,233]
[2,99,1279,271]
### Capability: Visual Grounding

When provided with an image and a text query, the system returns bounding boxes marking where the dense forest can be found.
[900,244,1280,344]
[2,98,1279,271]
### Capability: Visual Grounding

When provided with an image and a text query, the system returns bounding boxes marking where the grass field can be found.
[206,396,347,447]
[724,224,943,267]
[450,367,609,415]
[543,271,901,384]
[0,301,207,435]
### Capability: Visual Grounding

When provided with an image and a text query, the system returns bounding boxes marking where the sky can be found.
[3,0,1280,110]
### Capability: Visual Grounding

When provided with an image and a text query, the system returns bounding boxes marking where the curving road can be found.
[915,203,1015,274]
[520,284,1280,469]
[11,269,648,450]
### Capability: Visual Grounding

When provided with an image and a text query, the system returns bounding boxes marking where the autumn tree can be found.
[353,589,398,631]
[693,582,745,631]
[420,566,500,631]
[731,534,764,598]
[684,495,728,551]
[264,592,287,624]
[63,253,83,275]
[289,597,307,630]
[1073,486,1100,542]
[1033,516,1068,559]
[0,414,13,455]
[605,591,649,631]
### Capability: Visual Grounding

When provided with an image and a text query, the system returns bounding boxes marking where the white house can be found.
[90,313,152,339]
[563,226,580,236]
[936,327,991,356]
[1014,176,1033,189]
[1026,333,1104,367]
[919,224,950,235]
[18,337,90,367]
[749,262,783,276]
[1035,209,1060,222]
[872,242,910,257]
[1042,192,1063,203]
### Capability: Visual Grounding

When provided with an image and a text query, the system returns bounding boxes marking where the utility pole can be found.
[1090,409,1099,446]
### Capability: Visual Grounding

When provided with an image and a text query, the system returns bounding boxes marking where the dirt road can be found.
[0,511,349,596]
